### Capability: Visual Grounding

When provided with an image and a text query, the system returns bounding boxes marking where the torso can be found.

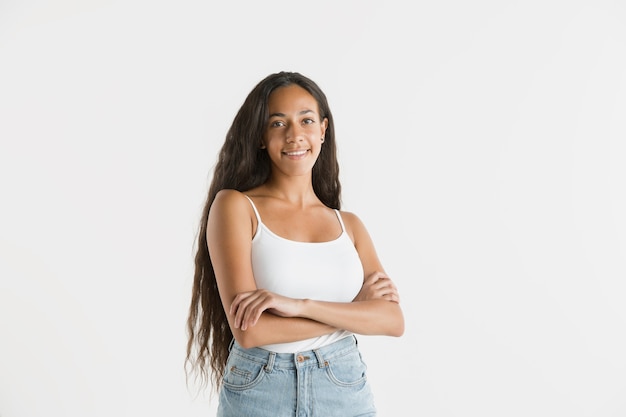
[243,193,363,353]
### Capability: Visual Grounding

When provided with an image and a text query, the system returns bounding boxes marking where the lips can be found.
[283,149,309,156]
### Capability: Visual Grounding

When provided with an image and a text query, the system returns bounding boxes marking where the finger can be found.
[367,279,395,294]
[231,295,246,327]
[378,289,399,300]
[380,291,400,303]
[236,295,257,330]
[372,284,400,300]
[388,288,400,303]
[370,278,392,289]
[364,271,387,285]
[230,291,253,316]
[241,291,272,330]
[380,280,399,297]
[233,292,260,329]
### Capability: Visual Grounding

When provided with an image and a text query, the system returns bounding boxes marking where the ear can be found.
[321,117,328,138]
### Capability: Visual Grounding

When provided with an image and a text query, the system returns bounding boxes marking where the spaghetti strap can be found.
[244,195,262,224]
[334,209,346,234]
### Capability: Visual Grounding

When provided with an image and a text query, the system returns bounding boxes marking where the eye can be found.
[270,120,285,128]
[302,118,315,125]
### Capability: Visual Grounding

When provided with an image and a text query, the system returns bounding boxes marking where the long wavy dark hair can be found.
[185,71,341,393]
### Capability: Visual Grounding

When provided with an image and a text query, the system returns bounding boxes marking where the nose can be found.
[285,123,304,143]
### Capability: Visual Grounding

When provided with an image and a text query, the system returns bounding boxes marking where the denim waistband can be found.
[229,335,358,370]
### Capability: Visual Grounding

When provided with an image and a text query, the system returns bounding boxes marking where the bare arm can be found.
[232,291,403,336]
[207,189,336,348]
[230,211,405,337]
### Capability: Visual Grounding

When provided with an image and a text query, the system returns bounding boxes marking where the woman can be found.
[186,71,404,416]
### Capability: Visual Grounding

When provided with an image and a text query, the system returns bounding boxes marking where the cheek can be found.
[264,136,282,149]
[307,125,323,136]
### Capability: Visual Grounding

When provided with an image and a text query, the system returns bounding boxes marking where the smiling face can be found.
[262,84,328,178]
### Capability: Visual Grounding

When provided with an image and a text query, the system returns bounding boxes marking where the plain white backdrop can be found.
[1,0,625,416]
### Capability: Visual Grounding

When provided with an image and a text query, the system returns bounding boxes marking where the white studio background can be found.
[1,1,625,416]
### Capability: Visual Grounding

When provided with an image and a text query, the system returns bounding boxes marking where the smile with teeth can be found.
[283,149,308,156]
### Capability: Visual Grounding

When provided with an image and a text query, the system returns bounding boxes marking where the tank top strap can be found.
[245,196,344,235]
[334,209,346,234]
[244,195,262,224]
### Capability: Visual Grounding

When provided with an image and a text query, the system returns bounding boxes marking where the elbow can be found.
[387,306,405,337]
[229,317,266,349]
[232,330,262,349]
[365,301,405,337]
[389,320,405,337]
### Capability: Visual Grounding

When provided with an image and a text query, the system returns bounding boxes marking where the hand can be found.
[353,271,400,303]
[229,289,302,331]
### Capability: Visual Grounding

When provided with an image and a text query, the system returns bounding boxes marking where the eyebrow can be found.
[268,109,316,118]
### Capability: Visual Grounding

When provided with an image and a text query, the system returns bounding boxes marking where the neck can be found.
[262,174,318,206]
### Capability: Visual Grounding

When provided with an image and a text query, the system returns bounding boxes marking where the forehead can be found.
[267,84,319,114]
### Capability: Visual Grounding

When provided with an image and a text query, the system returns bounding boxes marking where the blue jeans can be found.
[217,335,377,417]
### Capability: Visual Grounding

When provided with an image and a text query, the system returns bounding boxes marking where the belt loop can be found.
[313,349,328,368]
[264,352,276,373]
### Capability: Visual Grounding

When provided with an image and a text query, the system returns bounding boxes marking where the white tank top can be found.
[245,196,364,353]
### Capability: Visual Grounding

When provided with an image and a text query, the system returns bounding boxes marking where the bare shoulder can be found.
[209,189,255,231]
[339,210,364,227]
[339,210,384,273]
[214,188,247,205]
[212,189,254,214]
[338,210,369,242]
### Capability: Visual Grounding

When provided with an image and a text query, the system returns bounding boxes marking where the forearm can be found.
[299,299,404,337]
[232,313,336,349]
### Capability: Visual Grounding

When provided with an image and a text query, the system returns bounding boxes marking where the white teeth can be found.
[285,150,307,156]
